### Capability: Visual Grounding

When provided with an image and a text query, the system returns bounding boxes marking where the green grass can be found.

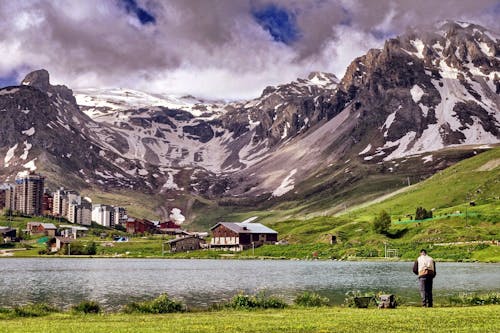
[0,306,498,332]
[349,148,500,222]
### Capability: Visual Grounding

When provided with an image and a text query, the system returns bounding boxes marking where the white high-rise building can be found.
[92,204,114,227]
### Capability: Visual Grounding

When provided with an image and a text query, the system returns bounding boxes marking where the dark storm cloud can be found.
[0,0,498,99]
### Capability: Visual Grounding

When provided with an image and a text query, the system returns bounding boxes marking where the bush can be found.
[373,210,391,234]
[227,292,287,310]
[415,207,433,220]
[123,294,184,314]
[447,292,500,306]
[294,291,330,307]
[71,300,101,314]
[343,291,376,308]
[13,303,59,317]
[63,241,97,255]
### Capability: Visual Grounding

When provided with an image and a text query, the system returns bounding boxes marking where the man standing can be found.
[413,249,436,307]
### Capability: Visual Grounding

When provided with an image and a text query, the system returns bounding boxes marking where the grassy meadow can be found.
[1,306,499,333]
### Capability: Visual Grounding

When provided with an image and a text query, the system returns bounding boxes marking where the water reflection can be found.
[0,259,498,309]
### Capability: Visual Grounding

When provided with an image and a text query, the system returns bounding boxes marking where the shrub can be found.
[123,294,184,314]
[13,303,59,317]
[294,291,330,307]
[71,300,101,314]
[415,207,433,220]
[373,210,391,234]
[447,292,500,306]
[227,292,287,310]
[343,291,376,308]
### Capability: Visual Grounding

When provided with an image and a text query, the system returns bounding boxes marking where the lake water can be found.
[0,259,499,309]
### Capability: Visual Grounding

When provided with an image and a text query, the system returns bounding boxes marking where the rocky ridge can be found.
[0,21,498,216]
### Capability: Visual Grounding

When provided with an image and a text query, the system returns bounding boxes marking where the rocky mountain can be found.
[0,21,498,219]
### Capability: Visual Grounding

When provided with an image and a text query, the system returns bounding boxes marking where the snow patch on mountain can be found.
[75,88,224,118]
[22,127,35,136]
[4,144,18,167]
[23,158,37,171]
[359,144,372,155]
[410,85,425,103]
[272,169,297,197]
[20,141,32,160]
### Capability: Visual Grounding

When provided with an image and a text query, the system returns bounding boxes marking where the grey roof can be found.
[167,235,200,244]
[0,227,15,234]
[211,222,278,234]
[41,223,57,229]
[59,225,88,231]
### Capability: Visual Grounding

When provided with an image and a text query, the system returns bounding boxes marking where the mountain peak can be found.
[21,69,50,92]
[307,71,339,87]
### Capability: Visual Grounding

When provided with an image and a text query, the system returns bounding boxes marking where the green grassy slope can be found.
[348,147,499,222]
[206,148,499,261]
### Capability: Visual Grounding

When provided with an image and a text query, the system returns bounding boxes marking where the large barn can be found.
[209,222,278,251]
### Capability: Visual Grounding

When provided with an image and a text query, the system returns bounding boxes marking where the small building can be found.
[49,236,74,252]
[0,226,16,243]
[210,222,278,251]
[126,218,156,234]
[167,235,206,253]
[59,225,88,239]
[27,222,57,237]
[158,220,182,234]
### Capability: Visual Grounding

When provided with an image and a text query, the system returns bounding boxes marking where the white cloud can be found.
[0,0,498,99]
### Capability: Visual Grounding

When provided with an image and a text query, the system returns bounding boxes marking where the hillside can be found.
[214,147,499,261]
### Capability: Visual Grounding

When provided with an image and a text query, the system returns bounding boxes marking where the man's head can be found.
[420,249,427,255]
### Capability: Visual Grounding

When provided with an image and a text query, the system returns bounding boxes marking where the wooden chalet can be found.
[158,220,182,235]
[167,235,205,253]
[126,218,156,234]
[27,222,57,237]
[49,236,75,252]
[210,222,278,251]
[0,227,16,243]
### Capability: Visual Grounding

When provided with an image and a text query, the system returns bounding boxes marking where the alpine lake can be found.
[0,258,499,310]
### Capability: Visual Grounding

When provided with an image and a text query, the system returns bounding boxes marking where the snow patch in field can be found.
[272,169,297,197]
[410,85,425,103]
[359,144,372,155]
[4,144,18,167]
[22,127,35,136]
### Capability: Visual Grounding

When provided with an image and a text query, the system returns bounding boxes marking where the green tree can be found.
[373,210,391,234]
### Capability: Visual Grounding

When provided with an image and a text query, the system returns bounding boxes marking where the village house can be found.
[26,222,57,237]
[210,221,278,251]
[158,220,183,234]
[167,235,206,253]
[49,236,74,252]
[59,225,88,239]
[126,218,156,234]
[0,226,16,243]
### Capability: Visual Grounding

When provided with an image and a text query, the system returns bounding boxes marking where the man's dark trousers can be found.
[419,276,433,307]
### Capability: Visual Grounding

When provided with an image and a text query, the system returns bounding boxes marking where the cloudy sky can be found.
[0,0,499,99]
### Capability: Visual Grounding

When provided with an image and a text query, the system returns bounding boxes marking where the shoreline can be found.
[1,254,497,263]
